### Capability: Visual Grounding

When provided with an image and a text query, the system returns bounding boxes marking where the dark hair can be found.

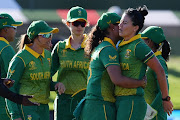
[85,26,108,57]
[154,40,171,61]
[125,5,148,34]
[17,34,34,51]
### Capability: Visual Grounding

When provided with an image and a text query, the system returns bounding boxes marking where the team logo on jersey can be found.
[109,55,117,61]
[27,115,32,120]
[61,49,67,57]
[125,49,131,59]
[78,9,82,16]
[47,58,51,65]
[9,69,15,76]
[29,61,37,70]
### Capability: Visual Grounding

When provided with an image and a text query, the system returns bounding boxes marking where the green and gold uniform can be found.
[144,51,169,120]
[115,34,155,120]
[51,34,89,120]
[79,37,119,120]
[0,37,15,120]
[6,44,56,120]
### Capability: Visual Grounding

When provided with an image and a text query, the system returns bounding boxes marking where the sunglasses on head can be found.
[72,21,86,27]
[38,33,52,38]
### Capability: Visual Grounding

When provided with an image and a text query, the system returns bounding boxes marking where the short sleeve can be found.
[99,46,120,68]
[135,41,154,63]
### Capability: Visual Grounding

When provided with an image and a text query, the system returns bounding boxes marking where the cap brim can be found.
[69,18,88,23]
[116,21,120,23]
[12,21,23,26]
[39,28,59,34]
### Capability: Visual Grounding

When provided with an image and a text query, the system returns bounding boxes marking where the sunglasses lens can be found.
[39,33,52,38]
[72,21,86,27]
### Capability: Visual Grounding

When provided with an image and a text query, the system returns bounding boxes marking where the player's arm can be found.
[100,46,145,88]
[6,56,25,119]
[1,45,15,73]
[107,65,145,88]
[150,59,170,111]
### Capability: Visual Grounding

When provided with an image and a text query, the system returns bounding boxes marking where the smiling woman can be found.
[51,6,90,120]
[5,20,65,120]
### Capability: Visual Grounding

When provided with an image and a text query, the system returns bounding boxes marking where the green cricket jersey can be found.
[144,51,169,110]
[0,37,15,116]
[85,37,120,103]
[51,34,89,95]
[6,44,53,119]
[115,34,155,96]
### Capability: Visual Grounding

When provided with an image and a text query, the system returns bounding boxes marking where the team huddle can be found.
[0,5,173,120]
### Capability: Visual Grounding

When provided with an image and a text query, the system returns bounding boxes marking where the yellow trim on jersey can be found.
[144,54,154,63]
[103,104,108,120]
[17,56,26,67]
[104,37,116,49]
[65,34,87,50]
[24,44,45,58]
[0,44,10,54]
[21,104,26,120]
[5,106,11,119]
[129,100,134,120]
[0,37,9,44]
[87,67,92,84]
[154,51,162,56]
[104,63,120,68]
[71,88,87,97]
[119,34,141,47]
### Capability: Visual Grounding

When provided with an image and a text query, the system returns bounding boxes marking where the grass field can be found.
[49,56,180,110]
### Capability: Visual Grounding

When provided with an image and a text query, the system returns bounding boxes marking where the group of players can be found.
[0,5,173,120]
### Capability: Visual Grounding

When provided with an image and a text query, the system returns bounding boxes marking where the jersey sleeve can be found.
[135,41,154,63]
[1,45,15,74]
[99,46,120,68]
[6,56,25,119]
[51,42,60,76]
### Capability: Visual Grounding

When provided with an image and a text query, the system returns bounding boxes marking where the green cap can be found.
[141,26,166,44]
[67,6,87,22]
[97,12,121,30]
[0,13,23,29]
[27,20,59,40]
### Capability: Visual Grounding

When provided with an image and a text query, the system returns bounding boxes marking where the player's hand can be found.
[22,95,40,106]
[141,76,147,89]
[163,100,173,116]
[55,82,66,95]
[14,118,22,120]
[2,78,14,88]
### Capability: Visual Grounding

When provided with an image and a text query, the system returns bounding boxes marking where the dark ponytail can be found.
[154,40,171,61]
[17,34,32,51]
[162,40,171,61]
[85,25,108,58]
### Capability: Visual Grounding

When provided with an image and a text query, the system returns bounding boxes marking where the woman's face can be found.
[69,20,86,36]
[37,33,52,50]
[119,13,137,40]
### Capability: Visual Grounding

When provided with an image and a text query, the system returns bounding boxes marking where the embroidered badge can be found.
[47,58,51,65]
[125,49,131,59]
[29,61,37,70]
[109,55,117,61]
[27,115,32,120]
[61,49,67,57]
[78,9,82,16]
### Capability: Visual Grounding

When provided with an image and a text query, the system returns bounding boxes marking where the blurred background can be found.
[1,0,180,120]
